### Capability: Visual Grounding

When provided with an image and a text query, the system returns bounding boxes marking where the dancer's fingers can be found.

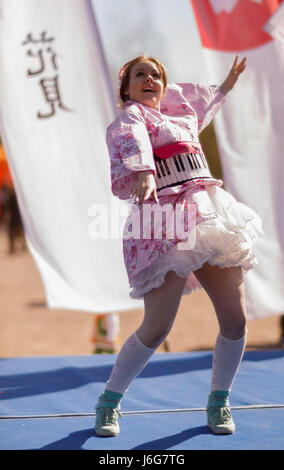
[233,53,239,66]
[153,188,159,204]
[144,188,152,201]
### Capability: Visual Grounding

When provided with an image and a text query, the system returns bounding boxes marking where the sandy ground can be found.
[0,225,283,358]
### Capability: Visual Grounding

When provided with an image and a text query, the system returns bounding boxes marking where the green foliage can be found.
[199,122,223,180]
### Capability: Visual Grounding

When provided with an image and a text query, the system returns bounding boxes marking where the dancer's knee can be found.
[219,309,247,340]
[136,322,171,349]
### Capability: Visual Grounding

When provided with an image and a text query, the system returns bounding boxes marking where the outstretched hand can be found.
[220,54,247,95]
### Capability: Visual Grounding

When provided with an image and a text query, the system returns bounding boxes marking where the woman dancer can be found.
[94,54,263,436]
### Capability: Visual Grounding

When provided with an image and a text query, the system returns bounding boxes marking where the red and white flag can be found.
[191,0,284,318]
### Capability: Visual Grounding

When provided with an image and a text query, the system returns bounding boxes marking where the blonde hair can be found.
[119,54,167,106]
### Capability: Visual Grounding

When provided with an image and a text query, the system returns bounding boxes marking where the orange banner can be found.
[0,146,12,188]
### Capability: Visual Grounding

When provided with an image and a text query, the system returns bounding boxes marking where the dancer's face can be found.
[125,60,165,110]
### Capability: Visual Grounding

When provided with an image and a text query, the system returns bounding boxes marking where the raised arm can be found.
[219,54,247,96]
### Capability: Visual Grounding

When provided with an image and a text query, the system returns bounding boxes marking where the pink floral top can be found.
[106,82,226,200]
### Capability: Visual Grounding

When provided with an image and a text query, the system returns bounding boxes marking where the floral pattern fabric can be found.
[106,82,226,200]
[106,82,227,282]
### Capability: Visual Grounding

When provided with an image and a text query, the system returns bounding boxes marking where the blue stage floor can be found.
[0,350,283,450]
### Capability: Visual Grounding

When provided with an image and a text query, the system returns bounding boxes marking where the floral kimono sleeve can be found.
[106,104,156,200]
[177,83,226,133]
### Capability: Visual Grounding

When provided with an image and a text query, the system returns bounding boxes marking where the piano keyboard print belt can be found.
[153,141,212,191]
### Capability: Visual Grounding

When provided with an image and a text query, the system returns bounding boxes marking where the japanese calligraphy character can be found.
[37,76,72,119]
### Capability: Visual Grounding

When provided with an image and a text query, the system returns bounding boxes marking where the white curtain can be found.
[191,0,284,318]
[0,0,143,312]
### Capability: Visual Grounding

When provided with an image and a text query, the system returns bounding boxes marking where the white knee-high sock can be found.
[211,331,247,392]
[105,331,156,394]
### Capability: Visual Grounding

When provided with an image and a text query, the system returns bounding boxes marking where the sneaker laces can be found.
[209,406,233,424]
[96,406,122,425]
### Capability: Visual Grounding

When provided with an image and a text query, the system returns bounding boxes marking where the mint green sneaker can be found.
[206,390,235,435]
[94,390,123,437]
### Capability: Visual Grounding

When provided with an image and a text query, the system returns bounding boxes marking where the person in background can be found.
[1,185,26,254]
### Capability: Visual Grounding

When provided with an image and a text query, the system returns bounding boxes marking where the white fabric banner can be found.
[191,0,284,318]
[264,0,284,40]
[0,0,143,312]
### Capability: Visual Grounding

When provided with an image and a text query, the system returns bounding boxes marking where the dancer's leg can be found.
[194,262,247,390]
[106,270,187,394]
[95,270,187,436]
[193,262,247,340]
[193,262,247,433]
[137,270,187,348]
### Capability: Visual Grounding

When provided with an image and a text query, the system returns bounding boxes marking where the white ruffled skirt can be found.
[129,185,263,299]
